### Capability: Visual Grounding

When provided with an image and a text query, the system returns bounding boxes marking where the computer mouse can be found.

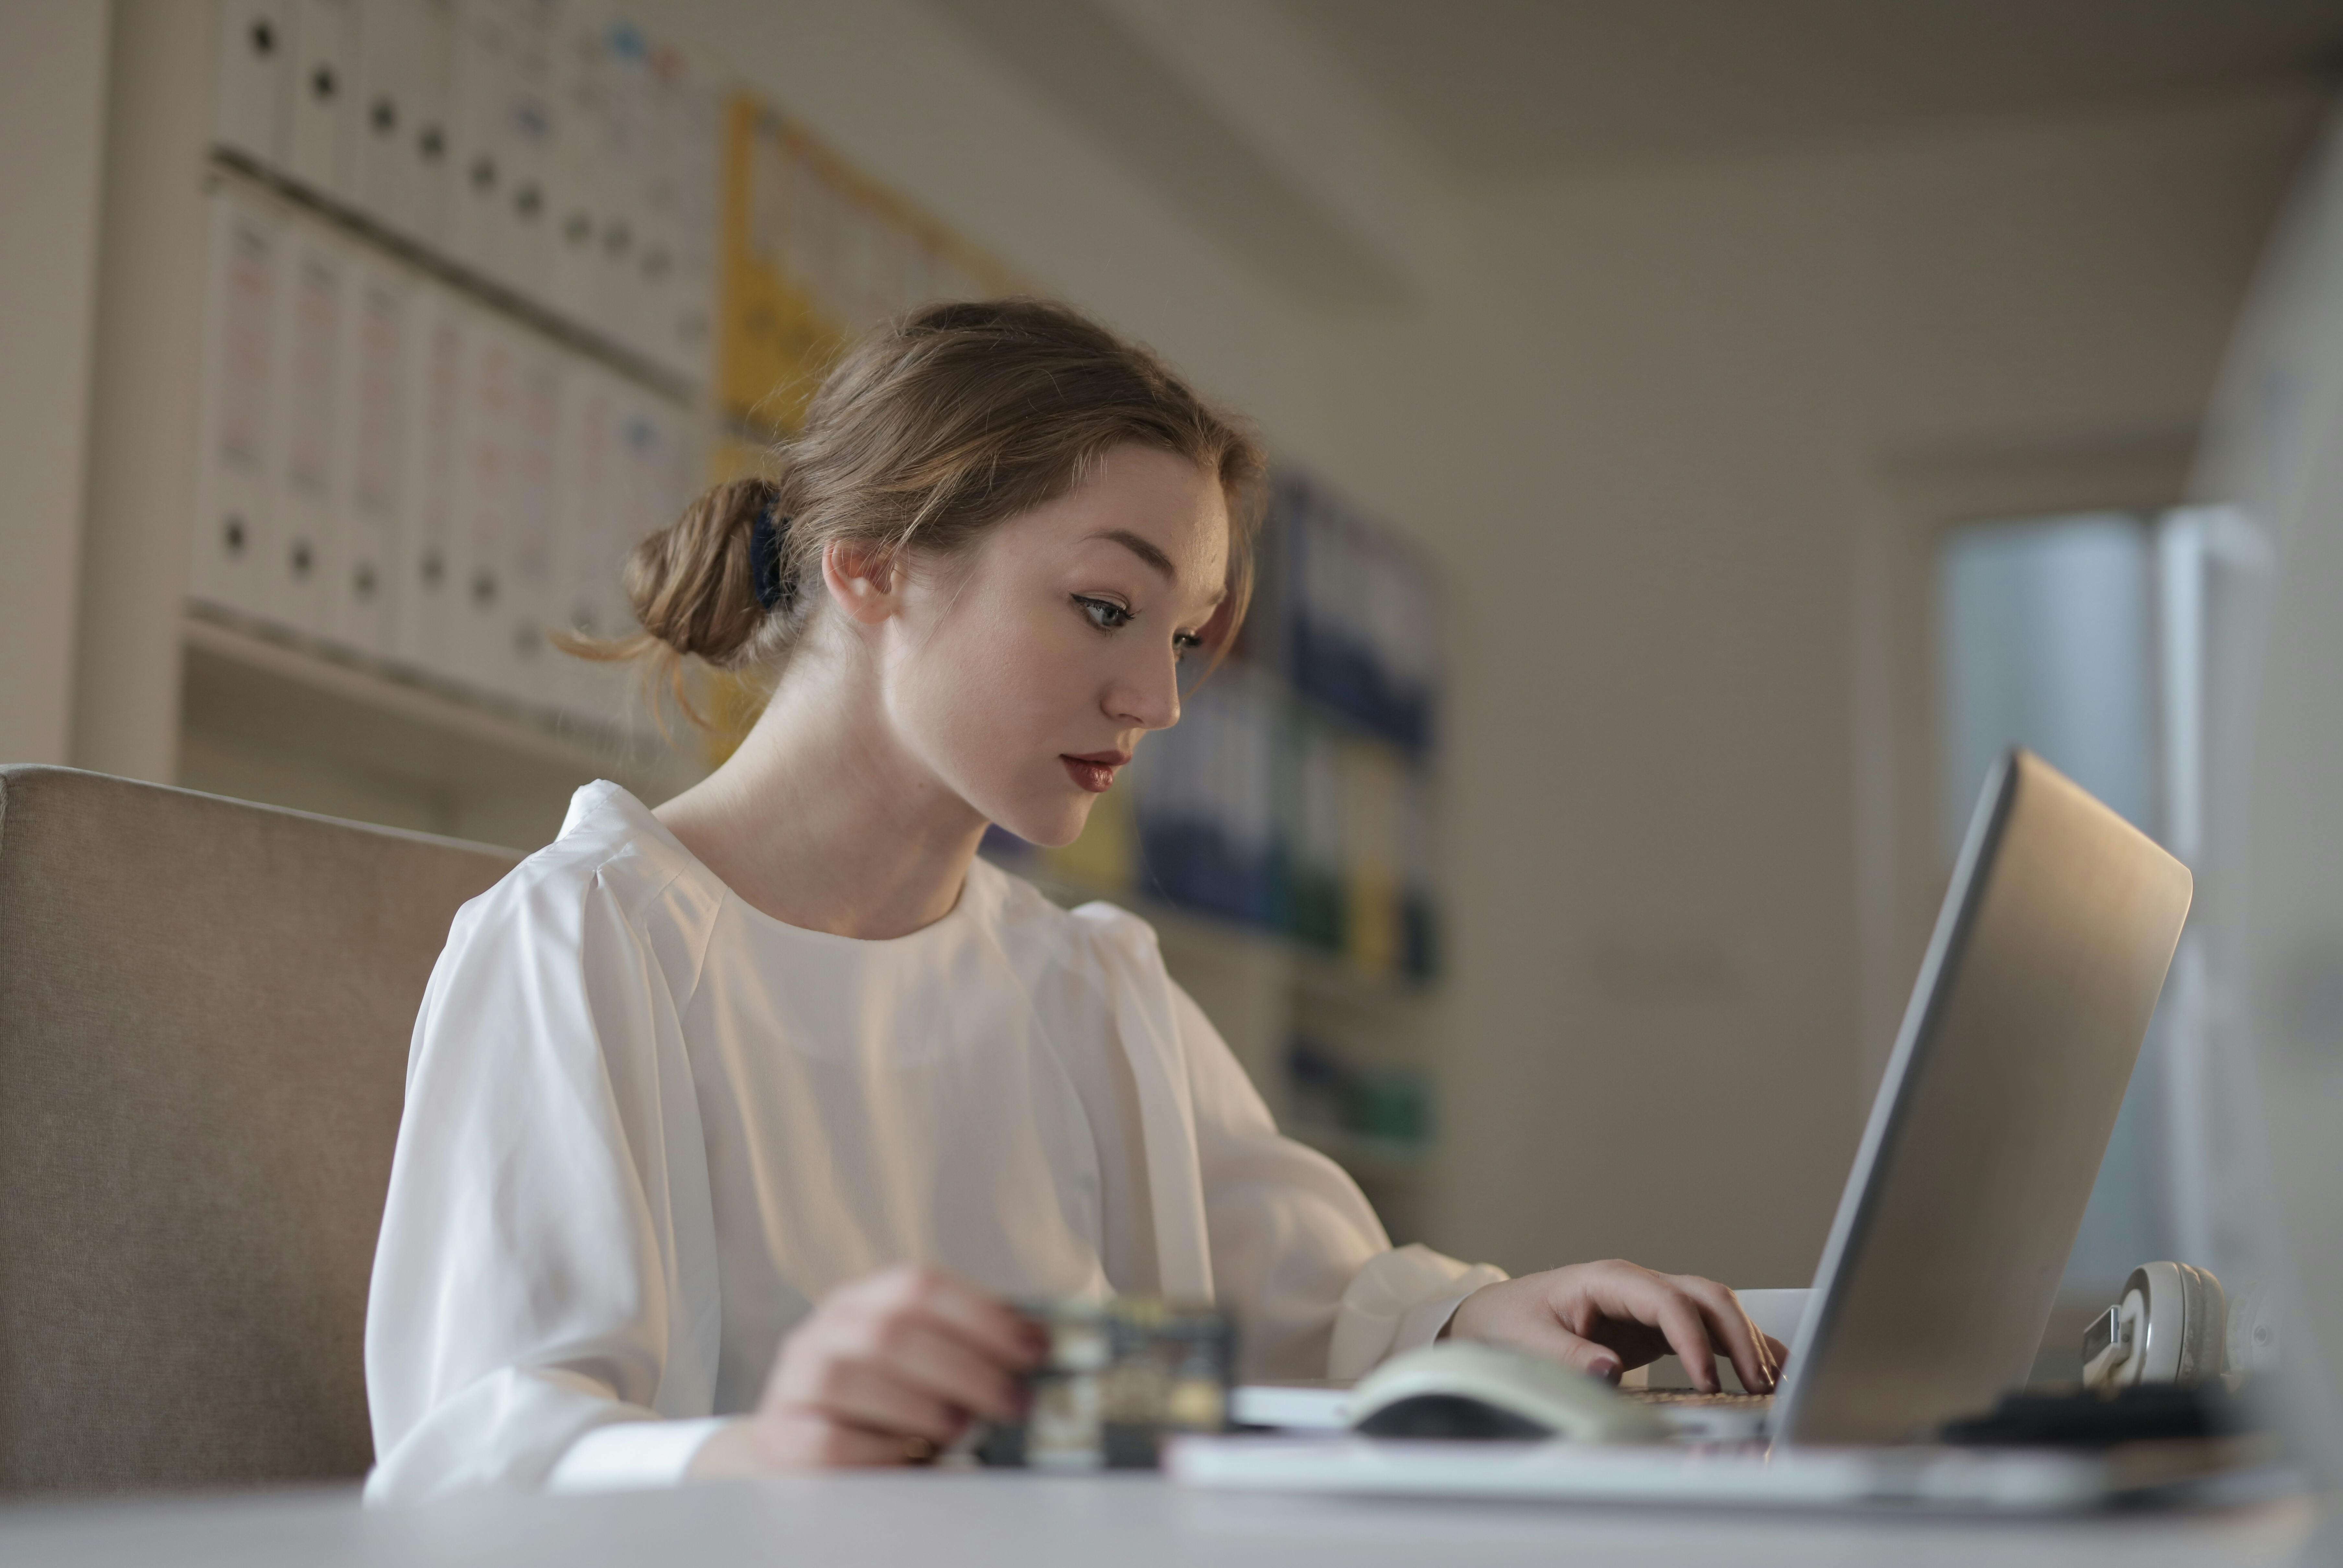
[1347,1341,1671,1443]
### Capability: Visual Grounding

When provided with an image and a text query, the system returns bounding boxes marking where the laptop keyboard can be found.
[1620,1388,1775,1409]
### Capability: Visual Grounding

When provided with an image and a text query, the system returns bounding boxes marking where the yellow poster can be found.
[717,93,1020,436]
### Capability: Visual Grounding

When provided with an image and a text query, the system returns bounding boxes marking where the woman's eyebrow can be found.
[1090,529,1178,583]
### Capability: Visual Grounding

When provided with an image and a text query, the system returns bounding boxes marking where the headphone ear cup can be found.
[2129,1262,2187,1382]
[2130,1262,2229,1384]
[2174,1263,2227,1383]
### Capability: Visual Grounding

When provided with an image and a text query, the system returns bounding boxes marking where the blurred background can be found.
[7,0,2341,1330]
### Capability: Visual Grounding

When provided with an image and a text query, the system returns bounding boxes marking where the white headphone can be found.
[2080,1261,2227,1390]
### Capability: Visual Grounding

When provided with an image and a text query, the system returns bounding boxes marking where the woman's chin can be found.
[993,797,1093,852]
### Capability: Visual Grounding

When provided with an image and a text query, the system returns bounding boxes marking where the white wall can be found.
[0,1,112,766]
[20,0,2314,1287]
[1290,91,2317,1284]
[659,6,2316,1283]
[658,0,1332,440]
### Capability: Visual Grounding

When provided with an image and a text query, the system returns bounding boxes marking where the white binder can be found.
[546,0,613,326]
[600,384,678,739]
[548,358,623,724]
[287,0,357,202]
[640,56,719,385]
[392,284,466,677]
[620,393,691,567]
[213,0,294,168]
[496,336,562,705]
[496,0,557,300]
[334,251,410,659]
[406,0,456,248]
[189,192,284,622]
[451,310,522,695]
[272,223,347,638]
[446,0,515,282]
[662,70,720,387]
[633,54,682,372]
[598,31,655,360]
[352,0,419,236]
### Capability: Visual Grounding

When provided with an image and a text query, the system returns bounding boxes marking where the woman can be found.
[364,300,1781,1501]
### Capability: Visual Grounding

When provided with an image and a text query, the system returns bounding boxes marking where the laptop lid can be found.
[1771,749,2192,1444]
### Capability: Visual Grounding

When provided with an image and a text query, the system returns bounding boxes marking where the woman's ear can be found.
[822,540,902,626]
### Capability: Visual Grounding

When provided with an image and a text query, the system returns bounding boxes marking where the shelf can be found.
[1288,1122,1439,1185]
[1290,945,1441,1012]
[1197,651,1439,774]
[179,613,704,848]
[994,856,1440,1007]
[206,155,701,408]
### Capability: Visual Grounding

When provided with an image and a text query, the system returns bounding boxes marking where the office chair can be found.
[0,766,514,1492]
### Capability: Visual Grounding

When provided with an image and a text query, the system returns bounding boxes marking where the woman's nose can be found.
[1107,650,1181,732]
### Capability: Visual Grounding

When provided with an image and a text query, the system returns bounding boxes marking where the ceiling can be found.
[920,0,2343,309]
[1269,0,2343,176]
[921,0,1416,305]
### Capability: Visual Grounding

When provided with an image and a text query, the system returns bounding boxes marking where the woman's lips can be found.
[1061,753,1129,793]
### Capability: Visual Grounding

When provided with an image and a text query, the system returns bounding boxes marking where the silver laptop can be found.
[1768,747,2191,1444]
[1199,750,2195,1502]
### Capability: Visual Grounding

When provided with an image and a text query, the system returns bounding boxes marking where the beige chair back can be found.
[0,767,518,1493]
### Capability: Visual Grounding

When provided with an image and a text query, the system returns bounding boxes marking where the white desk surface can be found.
[0,1473,2316,1568]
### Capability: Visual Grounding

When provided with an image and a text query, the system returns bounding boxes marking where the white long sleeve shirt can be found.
[363,782,1502,1502]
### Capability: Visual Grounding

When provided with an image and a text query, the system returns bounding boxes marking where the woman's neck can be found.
[651,639,988,940]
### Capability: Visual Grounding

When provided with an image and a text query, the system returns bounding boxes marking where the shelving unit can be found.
[209,150,699,406]
[90,0,1451,1241]
[179,609,703,848]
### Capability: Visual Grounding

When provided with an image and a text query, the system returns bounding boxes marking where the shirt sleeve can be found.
[1170,983,1507,1381]
[363,858,724,1503]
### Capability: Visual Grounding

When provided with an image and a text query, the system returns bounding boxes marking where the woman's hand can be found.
[1445,1260,1786,1394]
[694,1265,1043,1476]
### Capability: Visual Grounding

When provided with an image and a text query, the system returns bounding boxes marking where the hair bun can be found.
[624,476,784,666]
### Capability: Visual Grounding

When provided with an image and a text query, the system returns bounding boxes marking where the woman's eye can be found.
[1173,631,1204,663]
[1076,596,1132,630]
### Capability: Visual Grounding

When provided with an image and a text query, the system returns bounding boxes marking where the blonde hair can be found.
[572,299,1265,721]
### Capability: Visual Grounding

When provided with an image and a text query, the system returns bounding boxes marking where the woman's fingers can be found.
[1645,1292,1722,1391]
[792,1355,967,1442]
[870,1319,1028,1423]
[1456,1263,1794,1396]
[1585,1268,1775,1393]
[780,1282,1032,1425]
[858,1265,1044,1370]
[1546,1332,1627,1383]
[758,1264,1046,1470]
[1670,1275,1777,1394]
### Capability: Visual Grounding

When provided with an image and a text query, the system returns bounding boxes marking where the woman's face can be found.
[875,443,1231,848]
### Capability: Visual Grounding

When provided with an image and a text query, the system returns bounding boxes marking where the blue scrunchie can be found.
[749,503,791,612]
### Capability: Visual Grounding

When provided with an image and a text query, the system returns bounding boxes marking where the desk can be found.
[0,1474,2316,1567]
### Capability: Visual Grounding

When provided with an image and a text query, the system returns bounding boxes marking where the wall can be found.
[70,0,213,786]
[658,0,1335,443]
[0,1,112,766]
[26,0,2319,1289]
[330,4,2343,1284]
[1289,90,2318,1285]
